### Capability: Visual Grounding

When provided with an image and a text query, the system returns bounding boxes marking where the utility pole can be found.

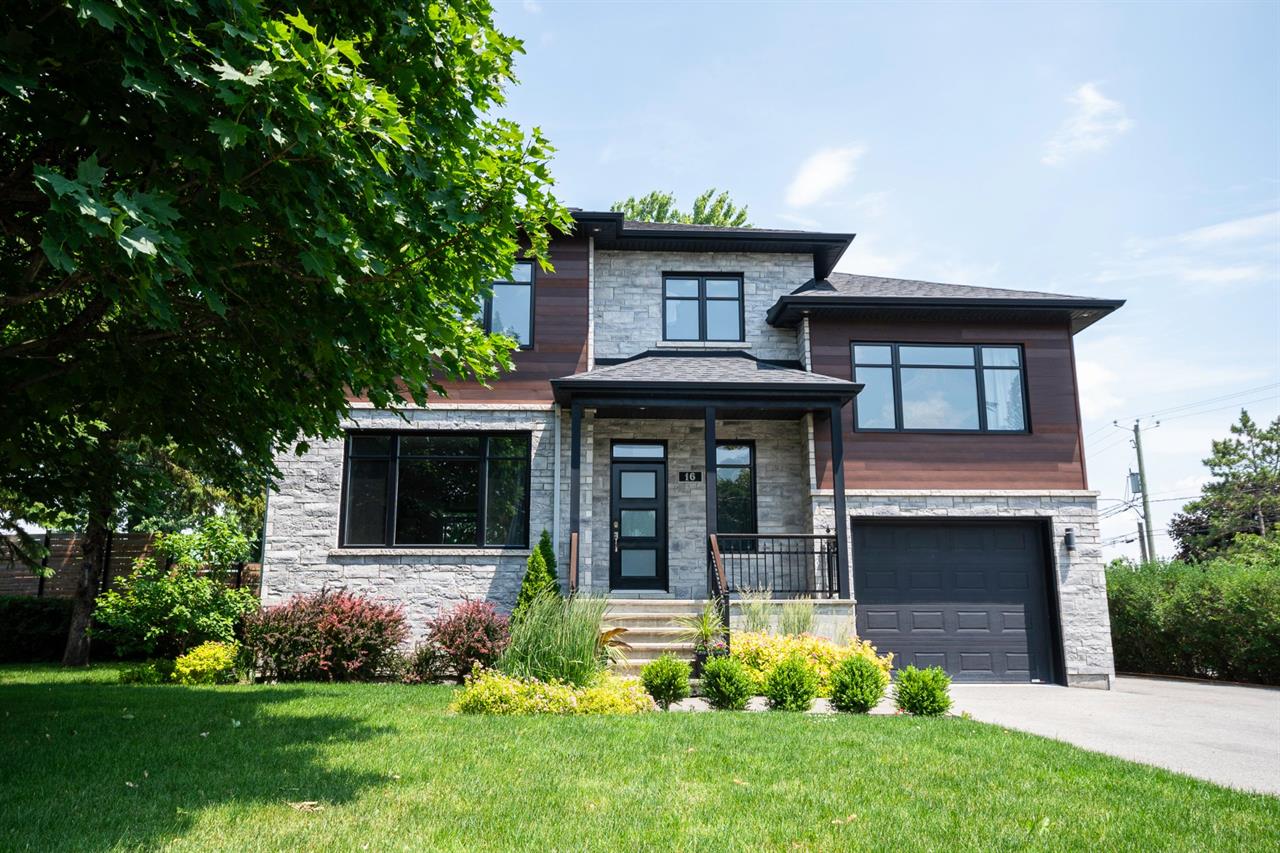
[1132,421,1156,560]
[1137,521,1149,563]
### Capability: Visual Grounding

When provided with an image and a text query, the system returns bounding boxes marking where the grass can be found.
[1,665,1276,852]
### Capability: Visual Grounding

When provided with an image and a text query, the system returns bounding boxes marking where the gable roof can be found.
[768,272,1124,333]
[568,211,854,279]
[550,351,859,405]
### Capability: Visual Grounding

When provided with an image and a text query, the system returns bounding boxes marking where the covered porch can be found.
[550,352,861,604]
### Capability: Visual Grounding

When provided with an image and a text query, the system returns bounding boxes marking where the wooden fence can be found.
[0,532,261,598]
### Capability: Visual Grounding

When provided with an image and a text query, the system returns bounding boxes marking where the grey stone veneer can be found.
[812,490,1115,688]
[592,251,811,361]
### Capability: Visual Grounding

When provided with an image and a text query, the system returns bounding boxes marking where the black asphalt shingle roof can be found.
[769,272,1125,333]
[550,352,859,404]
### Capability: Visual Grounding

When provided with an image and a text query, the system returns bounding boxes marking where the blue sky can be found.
[493,0,1280,560]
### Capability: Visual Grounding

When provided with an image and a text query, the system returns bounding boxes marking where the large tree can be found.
[1168,410,1280,561]
[611,188,751,227]
[0,0,568,663]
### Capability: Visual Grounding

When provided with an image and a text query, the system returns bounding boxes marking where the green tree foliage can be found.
[513,546,557,622]
[1168,411,1280,561]
[537,528,558,578]
[0,0,568,663]
[611,188,750,227]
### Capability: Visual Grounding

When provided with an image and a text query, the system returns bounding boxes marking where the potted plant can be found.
[676,601,726,678]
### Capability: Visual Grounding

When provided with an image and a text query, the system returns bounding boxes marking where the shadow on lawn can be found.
[0,680,389,849]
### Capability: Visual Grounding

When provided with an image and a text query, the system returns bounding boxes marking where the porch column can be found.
[569,401,583,591]
[829,403,851,599]
[703,406,717,537]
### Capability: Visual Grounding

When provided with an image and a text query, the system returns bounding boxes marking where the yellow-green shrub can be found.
[172,641,239,685]
[450,668,654,715]
[730,631,891,696]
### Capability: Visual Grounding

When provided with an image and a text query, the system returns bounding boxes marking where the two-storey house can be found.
[261,211,1124,687]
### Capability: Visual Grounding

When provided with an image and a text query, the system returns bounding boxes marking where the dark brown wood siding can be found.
[810,317,1088,490]
[351,236,590,405]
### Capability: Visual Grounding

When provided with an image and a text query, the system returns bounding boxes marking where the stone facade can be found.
[811,489,1115,687]
[261,405,557,640]
[587,417,810,597]
[592,251,811,361]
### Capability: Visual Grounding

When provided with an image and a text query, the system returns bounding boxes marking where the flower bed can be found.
[730,632,892,696]
[450,668,654,715]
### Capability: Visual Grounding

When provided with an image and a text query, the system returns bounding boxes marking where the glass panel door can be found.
[610,461,667,590]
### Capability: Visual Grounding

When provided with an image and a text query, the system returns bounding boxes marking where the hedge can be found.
[1107,555,1280,685]
[0,597,72,663]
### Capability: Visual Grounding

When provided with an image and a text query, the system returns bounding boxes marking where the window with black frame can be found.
[715,442,756,550]
[479,261,533,347]
[663,275,744,341]
[341,433,530,547]
[852,343,1027,433]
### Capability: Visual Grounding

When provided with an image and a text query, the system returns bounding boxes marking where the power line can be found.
[1139,382,1280,420]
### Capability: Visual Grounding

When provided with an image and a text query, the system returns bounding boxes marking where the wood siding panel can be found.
[810,318,1088,490]
[351,236,590,406]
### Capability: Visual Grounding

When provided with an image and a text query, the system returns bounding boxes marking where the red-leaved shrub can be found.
[428,600,509,681]
[244,589,408,682]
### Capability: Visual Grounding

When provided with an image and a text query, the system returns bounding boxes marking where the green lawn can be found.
[1,665,1276,852]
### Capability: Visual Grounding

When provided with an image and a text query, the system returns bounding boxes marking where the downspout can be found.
[552,402,561,564]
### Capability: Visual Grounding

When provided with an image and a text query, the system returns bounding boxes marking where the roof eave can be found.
[766,295,1127,333]
[549,378,862,406]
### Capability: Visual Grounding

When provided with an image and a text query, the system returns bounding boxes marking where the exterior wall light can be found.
[1064,528,1077,552]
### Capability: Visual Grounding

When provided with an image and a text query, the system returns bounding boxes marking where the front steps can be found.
[606,598,708,677]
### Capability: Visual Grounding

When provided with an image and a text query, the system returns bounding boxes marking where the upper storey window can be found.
[852,343,1028,433]
[663,274,744,342]
[480,261,534,347]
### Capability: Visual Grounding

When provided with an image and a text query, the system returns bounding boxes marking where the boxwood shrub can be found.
[830,653,890,713]
[640,654,690,710]
[893,665,952,716]
[700,655,753,710]
[764,654,819,712]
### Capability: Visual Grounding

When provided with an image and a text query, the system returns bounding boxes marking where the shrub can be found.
[401,641,450,684]
[119,659,175,685]
[1108,546,1280,685]
[893,665,952,716]
[730,631,892,696]
[92,558,257,658]
[830,654,890,713]
[700,655,753,710]
[498,592,607,687]
[450,668,653,715]
[173,641,239,685]
[513,538,560,622]
[0,597,72,663]
[640,654,690,709]
[764,654,819,711]
[244,589,408,682]
[428,600,510,682]
[779,599,815,636]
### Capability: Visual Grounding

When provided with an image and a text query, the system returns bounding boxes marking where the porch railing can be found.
[707,533,839,598]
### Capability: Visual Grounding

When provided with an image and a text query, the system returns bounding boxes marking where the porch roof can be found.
[550,351,860,407]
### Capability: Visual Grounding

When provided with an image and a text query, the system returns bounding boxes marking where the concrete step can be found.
[606,598,711,612]
[605,612,700,626]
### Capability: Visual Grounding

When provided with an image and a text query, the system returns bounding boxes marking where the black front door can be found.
[609,462,668,590]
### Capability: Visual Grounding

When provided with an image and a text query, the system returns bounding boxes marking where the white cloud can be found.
[1094,210,1279,288]
[522,0,542,12]
[1042,83,1133,166]
[1074,357,1124,420]
[785,145,865,207]
[1177,211,1280,248]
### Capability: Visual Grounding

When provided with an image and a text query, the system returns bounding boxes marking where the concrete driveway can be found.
[949,676,1280,796]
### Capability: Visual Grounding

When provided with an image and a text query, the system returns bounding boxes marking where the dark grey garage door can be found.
[852,521,1056,683]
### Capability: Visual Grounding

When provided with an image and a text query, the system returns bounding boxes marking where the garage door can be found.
[851,521,1056,683]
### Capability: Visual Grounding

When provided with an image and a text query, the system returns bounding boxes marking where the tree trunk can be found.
[61,510,110,666]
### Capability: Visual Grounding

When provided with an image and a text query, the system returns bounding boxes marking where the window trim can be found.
[714,439,758,535]
[610,439,668,461]
[338,430,532,549]
[850,342,1031,434]
[480,260,535,350]
[661,273,745,343]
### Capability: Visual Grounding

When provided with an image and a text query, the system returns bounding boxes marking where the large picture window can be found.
[851,343,1028,433]
[341,432,531,547]
[663,274,744,341]
[480,261,533,347]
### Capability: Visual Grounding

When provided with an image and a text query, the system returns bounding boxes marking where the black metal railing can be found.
[708,533,839,598]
